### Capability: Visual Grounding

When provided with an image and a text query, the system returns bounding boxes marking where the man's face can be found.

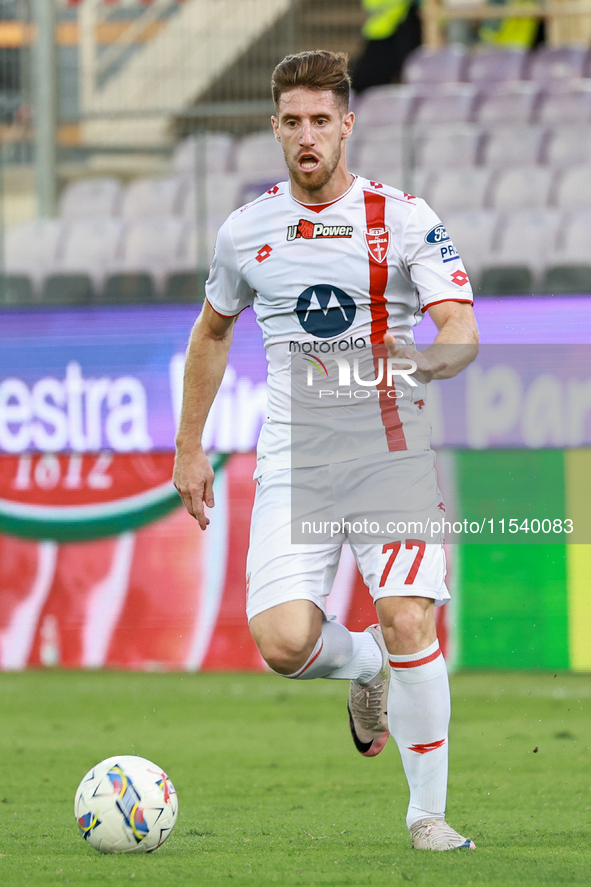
[272,88,353,193]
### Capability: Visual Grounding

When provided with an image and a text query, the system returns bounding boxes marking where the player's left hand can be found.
[384,332,448,384]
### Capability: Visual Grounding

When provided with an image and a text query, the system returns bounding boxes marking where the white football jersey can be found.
[205,175,473,475]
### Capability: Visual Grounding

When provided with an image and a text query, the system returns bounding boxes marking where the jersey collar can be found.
[289,175,359,214]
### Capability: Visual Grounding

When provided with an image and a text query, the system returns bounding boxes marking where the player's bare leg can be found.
[376,595,476,851]
[249,599,384,682]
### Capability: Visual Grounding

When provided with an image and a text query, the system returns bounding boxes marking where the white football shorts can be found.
[246,450,450,622]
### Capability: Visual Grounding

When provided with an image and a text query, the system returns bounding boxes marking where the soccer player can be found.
[173,50,479,851]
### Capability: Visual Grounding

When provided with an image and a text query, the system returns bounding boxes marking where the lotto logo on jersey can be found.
[296,285,356,339]
[287,220,354,241]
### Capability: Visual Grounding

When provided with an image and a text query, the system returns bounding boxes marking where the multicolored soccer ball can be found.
[74,755,178,853]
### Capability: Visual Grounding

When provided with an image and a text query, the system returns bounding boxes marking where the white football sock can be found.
[326,630,383,683]
[282,620,381,683]
[387,639,450,830]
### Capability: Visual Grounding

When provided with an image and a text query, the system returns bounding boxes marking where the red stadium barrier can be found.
[0,452,448,671]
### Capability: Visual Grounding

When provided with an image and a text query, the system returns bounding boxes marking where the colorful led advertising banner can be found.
[0,296,590,673]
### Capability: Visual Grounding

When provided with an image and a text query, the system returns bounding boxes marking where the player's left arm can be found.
[385,301,478,383]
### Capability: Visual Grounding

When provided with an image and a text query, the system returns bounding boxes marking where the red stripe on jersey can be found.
[389,647,442,669]
[363,189,407,452]
[421,297,474,313]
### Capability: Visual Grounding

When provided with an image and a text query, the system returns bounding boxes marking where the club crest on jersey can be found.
[287,219,353,241]
[364,226,390,264]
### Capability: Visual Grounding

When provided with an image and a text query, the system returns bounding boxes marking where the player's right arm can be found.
[173,301,237,530]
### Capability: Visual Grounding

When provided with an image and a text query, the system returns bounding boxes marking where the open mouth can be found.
[298,153,320,172]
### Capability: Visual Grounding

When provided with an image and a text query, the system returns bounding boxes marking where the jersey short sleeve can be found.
[205,215,254,317]
[402,198,473,313]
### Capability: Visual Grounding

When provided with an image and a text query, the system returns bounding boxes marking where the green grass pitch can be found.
[0,670,589,887]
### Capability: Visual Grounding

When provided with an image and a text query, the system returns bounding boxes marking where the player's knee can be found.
[252,628,317,676]
[379,600,434,651]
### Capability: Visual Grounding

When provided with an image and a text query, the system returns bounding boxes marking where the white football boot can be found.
[347,624,390,757]
[410,818,476,850]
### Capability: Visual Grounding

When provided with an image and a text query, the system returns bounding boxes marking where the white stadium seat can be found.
[177,224,221,271]
[121,176,185,220]
[59,177,123,219]
[428,168,493,215]
[558,210,591,260]
[181,172,242,226]
[476,82,541,125]
[482,124,548,167]
[57,218,125,287]
[353,85,419,128]
[544,126,591,167]
[172,132,235,175]
[413,83,478,126]
[233,131,285,177]
[487,209,562,273]
[442,209,500,276]
[537,79,591,125]
[117,216,188,287]
[416,124,482,169]
[5,219,64,288]
[356,126,411,175]
[489,166,555,211]
[554,165,591,211]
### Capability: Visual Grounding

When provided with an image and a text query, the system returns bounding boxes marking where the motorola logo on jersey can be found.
[425,225,450,245]
[296,285,356,339]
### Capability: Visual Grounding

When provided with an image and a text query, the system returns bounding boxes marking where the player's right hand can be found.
[173,446,215,531]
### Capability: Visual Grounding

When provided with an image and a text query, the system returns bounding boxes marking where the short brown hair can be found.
[272,50,351,112]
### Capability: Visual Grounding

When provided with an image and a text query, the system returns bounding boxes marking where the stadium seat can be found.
[413,84,478,126]
[483,208,562,285]
[402,45,467,85]
[442,209,500,278]
[353,85,419,128]
[58,177,123,219]
[475,82,541,125]
[416,124,482,169]
[177,224,223,271]
[233,131,286,177]
[58,218,125,289]
[181,172,242,225]
[478,265,534,295]
[164,271,205,303]
[489,166,555,211]
[544,125,591,167]
[5,219,64,290]
[428,168,492,215]
[554,165,591,211]
[465,48,528,88]
[172,132,235,175]
[42,274,94,306]
[481,124,548,167]
[102,273,156,304]
[536,79,591,125]
[0,274,34,306]
[526,45,588,84]
[356,126,411,176]
[121,176,185,219]
[554,209,591,260]
[541,265,591,294]
[118,216,187,290]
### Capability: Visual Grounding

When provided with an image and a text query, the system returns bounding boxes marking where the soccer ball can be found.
[74,755,178,854]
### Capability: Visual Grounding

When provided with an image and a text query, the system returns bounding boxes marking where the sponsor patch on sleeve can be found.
[425,224,450,245]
